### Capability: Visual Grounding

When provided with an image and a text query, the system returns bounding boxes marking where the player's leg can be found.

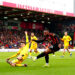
[61,46,66,57]
[44,48,57,67]
[34,44,39,53]
[61,49,65,57]
[32,48,52,61]
[16,64,27,67]
[34,48,39,54]
[52,50,55,56]
[11,60,26,67]
[7,59,18,67]
[29,46,33,58]
[63,49,65,56]
[15,54,28,67]
[16,54,28,67]
[67,49,71,53]
[66,47,72,56]
[44,54,49,67]
[7,59,14,66]
[15,60,27,67]
[7,58,26,67]
[44,45,60,66]
[32,51,46,61]
[32,44,60,61]
[8,54,28,67]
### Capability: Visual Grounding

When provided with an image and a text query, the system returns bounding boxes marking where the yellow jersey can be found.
[9,33,29,59]
[19,43,29,56]
[31,36,37,45]
[61,35,72,46]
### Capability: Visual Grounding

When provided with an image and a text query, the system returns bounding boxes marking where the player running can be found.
[6,31,30,67]
[32,30,61,67]
[29,32,38,58]
[61,31,72,57]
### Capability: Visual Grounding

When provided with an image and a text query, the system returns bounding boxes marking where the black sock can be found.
[37,52,45,59]
[45,54,49,63]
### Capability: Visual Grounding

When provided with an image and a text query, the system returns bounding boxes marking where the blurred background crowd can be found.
[0,29,43,49]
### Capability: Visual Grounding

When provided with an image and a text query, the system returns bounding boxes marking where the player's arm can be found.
[55,34,61,43]
[7,49,21,60]
[25,31,29,43]
[35,36,38,40]
[32,36,46,43]
[61,36,64,41]
[31,36,38,42]
[68,36,72,41]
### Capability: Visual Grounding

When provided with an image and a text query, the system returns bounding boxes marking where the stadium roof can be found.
[0,6,75,23]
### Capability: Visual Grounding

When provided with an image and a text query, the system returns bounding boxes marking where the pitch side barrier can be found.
[0,49,75,52]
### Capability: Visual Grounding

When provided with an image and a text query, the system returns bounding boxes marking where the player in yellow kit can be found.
[61,31,72,57]
[29,32,38,57]
[6,31,30,67]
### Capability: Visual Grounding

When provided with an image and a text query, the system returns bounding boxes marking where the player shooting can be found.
[32,30,62,67]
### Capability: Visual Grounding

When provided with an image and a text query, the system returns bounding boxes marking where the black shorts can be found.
[49,43,60,52]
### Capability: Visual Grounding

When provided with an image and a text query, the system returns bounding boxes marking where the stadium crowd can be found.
[0,29,43,49]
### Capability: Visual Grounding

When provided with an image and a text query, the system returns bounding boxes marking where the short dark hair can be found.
[31,32,34,34]
[20,41,25,44]
[64,31,68,33]
[44,30,49,32]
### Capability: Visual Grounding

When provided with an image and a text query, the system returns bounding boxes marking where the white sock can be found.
[46,63,49,65]
[35,57,37,59]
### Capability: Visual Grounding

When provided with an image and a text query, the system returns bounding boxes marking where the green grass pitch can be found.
[0,51,75,75]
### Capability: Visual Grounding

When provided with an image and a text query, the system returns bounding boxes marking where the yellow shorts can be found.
[30,44,37,51]
[64,46,69,49]
[12,54,28,64]
[12,59,23,64]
